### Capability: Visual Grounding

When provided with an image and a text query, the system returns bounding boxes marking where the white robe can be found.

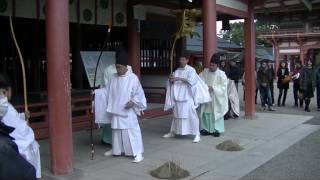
[227,80,240,118]
[104,71,146,156]
[164,65,211,135]
[0,97,41,178]
[199,68,228,120]
[95,65,133,125]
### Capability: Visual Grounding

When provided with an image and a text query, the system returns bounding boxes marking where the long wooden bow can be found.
[90,18,113,160]
[9,16,29,122]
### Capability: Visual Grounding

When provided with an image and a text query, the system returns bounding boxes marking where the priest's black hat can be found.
[210,53,221,64]
[115,47,129,66]
[0,74,11,90]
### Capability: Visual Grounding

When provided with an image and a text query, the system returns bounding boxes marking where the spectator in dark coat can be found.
[257,60,275,111]
[277,61,290,106]
[316,66,320,111]
[268,61,275,105]
[291,61,303,107]
[228,60,241,91]
[300,59,316,112]
[0,122,37,180]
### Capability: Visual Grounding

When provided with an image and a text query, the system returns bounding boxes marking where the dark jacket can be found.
[277,67,290,89]
[316,67,320,86]
[228,65,241,83]
[0,122,36,180]
[300,67,316,98]
[292,67,302,86]
[257,67,272,85]
[220,66,230,77]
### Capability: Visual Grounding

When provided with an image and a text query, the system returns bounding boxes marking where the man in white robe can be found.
[102,48,146,163]
[163,55,211,143]
[95,64,132,145]
[199,54,228,137]
[0,74,41,178]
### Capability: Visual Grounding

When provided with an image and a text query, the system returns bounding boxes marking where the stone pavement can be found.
[40,111,319,180]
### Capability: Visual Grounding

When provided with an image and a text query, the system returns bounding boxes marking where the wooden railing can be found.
[143,86,166,104]
[13,88,169,139]
[260,28,306,35]
[15,97,93,139]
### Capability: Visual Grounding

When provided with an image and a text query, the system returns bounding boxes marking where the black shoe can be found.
[212,131,220,137]
[200,130,210,136]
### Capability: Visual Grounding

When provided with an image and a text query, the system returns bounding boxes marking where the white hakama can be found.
[0,98,41,178]
[170,100,199,135]
[112,125,144,156]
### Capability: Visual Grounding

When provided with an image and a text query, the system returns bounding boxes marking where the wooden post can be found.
[244,1,256,119]
[127,4,141,78]
[202,0,217,68]
[46,0,73,175]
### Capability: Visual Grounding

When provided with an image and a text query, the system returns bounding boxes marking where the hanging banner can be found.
[80,51,116,88]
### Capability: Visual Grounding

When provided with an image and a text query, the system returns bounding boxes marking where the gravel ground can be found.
[240,83,320,180]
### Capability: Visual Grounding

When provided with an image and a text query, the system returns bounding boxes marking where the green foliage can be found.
[170,9,201,39]
[222,21,278,47]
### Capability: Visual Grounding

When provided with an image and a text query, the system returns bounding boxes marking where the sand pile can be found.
[216,140,244,151]
[150,161,190,179]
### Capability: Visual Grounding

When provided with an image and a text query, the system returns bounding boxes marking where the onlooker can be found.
[277,61,290,106]
[257,60,274,111]
[220,60,229,77]
[300,59,316,112]
[268,61,275,105]
[228,60,241,91]
[316,66,320,111]
[292,61,303,107]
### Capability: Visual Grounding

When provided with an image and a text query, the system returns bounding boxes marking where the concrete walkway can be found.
[40,112,319,180]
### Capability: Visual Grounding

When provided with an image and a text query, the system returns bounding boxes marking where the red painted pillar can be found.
[127,5,141,79]
[46,0,73,175]
[300,45,305,65]
[244,2,256,119]
[202,0,217,68]
[275,45,280,74]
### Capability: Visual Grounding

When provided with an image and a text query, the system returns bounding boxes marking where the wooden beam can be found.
[300,0,312,11]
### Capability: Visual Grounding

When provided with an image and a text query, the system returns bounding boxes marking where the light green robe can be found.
[199,68,228,133]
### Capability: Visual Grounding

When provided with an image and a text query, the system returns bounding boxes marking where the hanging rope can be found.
[9,16,29,122]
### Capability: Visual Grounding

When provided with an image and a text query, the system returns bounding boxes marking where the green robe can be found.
[102,124,112,144]
[199,68,228,133]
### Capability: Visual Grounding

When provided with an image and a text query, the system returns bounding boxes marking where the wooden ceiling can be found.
[254,0,320,13]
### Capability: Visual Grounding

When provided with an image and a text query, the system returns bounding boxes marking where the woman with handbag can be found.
[277,61,290,106]
[300,59,316,112]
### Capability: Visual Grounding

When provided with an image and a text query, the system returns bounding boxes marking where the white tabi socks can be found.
[193,134,201,143]
[132,154,144,163]
[162,132,175,138]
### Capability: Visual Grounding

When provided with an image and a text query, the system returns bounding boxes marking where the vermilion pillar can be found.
[300,45,305,65]
[274,45,280,74]
[46,0,73,175]
[128,5,141,79]
[244,2,256,119]
[202,0,217,67]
